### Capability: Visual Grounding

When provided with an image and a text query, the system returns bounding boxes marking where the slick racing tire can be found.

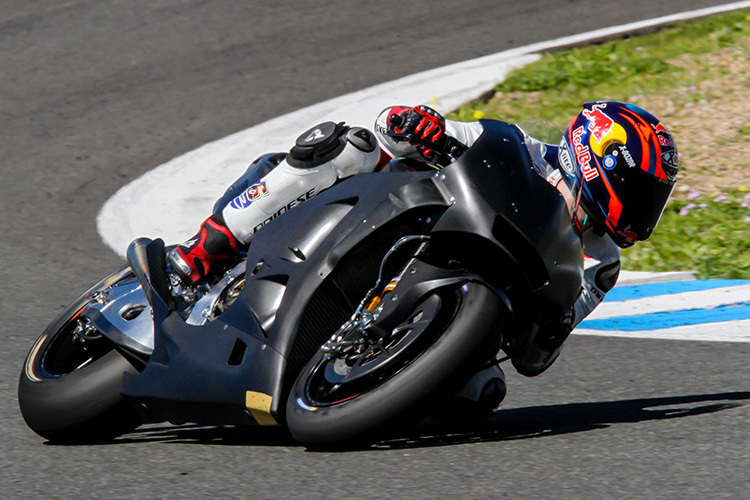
[286,282,504,448]
[18,268,141,443]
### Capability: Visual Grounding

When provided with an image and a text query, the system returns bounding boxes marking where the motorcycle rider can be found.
[166,101,678,405]
[376,101,678,378]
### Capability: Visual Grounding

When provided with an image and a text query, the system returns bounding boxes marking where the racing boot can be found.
[167,212,244,285]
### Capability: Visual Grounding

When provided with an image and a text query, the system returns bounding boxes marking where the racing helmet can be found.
[559,101,678,247]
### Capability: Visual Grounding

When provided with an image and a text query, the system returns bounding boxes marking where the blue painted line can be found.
[579,302,750,331]
[606,279,750,302]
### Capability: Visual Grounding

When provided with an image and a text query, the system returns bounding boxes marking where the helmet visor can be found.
[615,168,675,241]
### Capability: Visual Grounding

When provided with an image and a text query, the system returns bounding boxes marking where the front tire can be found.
[18,268,141,442]
[286,282,504,448]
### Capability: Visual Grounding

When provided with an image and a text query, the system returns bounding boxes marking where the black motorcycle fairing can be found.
[431,120,583,316]
[222,171,454,345]
[121,305,288,426]
[121,170,453,426]
[121,120,583,428]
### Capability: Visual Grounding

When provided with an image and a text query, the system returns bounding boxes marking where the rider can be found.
[375,101,677,378]
[166,101,678,397]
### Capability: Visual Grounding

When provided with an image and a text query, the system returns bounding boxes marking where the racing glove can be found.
[387,105,467,164]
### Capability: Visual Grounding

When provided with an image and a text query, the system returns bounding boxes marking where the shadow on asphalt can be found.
[372,390,750,451]
[44,391,749,449]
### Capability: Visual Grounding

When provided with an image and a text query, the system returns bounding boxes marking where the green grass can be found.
[451,9,750,127]
[450,9,750,279]
[622,189,750,279]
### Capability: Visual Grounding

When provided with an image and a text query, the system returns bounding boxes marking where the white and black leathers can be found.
[220,122,385,245]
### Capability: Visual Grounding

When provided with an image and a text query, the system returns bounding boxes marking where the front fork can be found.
[365,240,431,313]
[322,236,431,355]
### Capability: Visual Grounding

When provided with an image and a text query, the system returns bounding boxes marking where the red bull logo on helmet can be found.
[571,126,599,181]
[651,121,675,147]
[583,103,614,144]
[651,121,668,135]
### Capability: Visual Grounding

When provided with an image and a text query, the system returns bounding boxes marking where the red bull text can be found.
[571,126,599,182]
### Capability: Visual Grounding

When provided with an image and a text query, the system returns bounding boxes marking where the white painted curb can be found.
[617,270,696,285]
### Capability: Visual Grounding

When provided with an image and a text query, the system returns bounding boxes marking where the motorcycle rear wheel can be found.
[18,268,141,443]
[286,282,503,448]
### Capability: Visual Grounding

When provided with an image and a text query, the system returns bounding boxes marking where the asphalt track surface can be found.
[2,1,748,498]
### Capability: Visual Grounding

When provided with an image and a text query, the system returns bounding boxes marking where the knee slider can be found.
[595,260,621,293]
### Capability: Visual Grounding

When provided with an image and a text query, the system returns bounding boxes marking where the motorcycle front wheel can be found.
[18,267,141,443]
[286,281,504,448]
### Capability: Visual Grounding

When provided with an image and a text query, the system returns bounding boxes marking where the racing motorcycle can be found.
[18,119,583,447]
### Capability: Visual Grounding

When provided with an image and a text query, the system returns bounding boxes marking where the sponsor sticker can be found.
[558,138,575,174]
[229,181,269,210]
[603,155,617,170]
[651,122,668,135]
[617,225,639,245]
[658,135,675,147]
[571,126,599,181]
[618,146,637,169]
[583,103,614,144]
[253,188,317,233]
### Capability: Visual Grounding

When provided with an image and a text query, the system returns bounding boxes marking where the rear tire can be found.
[286,282,504,448]
[18,268,141,442]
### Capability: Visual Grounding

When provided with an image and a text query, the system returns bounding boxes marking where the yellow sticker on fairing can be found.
[245,391,279,426]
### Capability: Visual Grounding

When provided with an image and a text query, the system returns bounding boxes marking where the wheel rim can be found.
[38,307,114,378]
[303,291,458,407]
